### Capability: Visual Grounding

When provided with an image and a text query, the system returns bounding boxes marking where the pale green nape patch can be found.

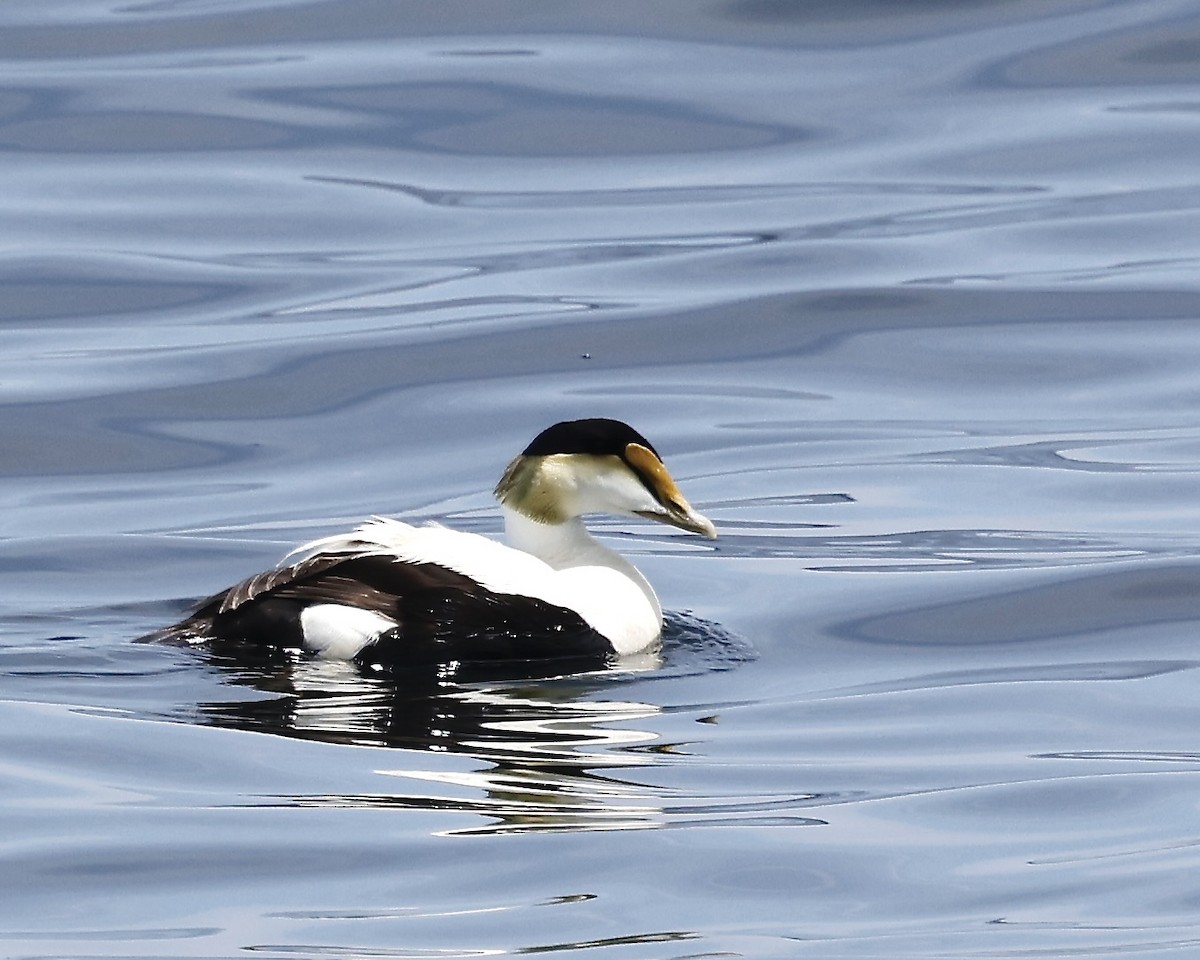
[494,453,625,525]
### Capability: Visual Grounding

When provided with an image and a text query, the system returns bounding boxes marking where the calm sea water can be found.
[5,1,1200,957]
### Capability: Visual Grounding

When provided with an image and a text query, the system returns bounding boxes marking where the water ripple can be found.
[307,174,1043,210]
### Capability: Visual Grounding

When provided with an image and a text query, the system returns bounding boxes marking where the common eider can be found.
[142,418,716,666]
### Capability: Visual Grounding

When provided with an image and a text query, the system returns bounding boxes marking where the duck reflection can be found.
[191,613,758,834]
[195,643,666,833]
[199,636,653,744]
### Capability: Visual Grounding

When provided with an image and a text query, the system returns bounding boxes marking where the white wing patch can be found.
[300,604,397,660]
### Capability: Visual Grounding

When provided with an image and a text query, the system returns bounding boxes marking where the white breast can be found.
[551,564,662,655]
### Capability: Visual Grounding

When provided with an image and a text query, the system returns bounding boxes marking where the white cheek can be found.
[573,468,659,517]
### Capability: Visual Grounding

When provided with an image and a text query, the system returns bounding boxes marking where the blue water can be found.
[5,1,1200,956]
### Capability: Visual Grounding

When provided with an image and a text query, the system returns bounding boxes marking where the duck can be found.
[142,418,716,666]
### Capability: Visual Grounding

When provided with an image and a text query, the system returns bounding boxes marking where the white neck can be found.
[501,504,662,621]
